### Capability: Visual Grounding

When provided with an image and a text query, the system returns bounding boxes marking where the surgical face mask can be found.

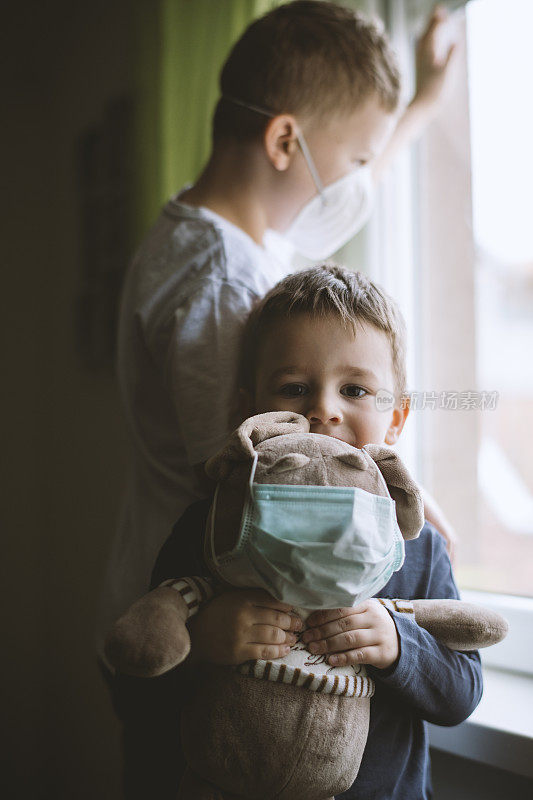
[282,155,373,261]
[205,452,405,610]
[222,95,374,261]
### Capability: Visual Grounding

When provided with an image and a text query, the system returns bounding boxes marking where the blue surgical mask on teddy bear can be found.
[206,451,405,610]
[223,95,374,261]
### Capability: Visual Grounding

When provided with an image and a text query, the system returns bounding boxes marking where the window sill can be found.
[428,666,533,779]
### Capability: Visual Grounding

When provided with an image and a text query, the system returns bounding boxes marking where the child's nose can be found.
[306,394,343,425]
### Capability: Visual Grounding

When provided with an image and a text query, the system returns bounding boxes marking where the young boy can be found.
[98,2,457,795]
[152,265,482,800]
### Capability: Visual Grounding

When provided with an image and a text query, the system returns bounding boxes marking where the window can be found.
[342,0,533,674]
[409,0,533,600]
[466,0,533,597]
[353,0,533,597]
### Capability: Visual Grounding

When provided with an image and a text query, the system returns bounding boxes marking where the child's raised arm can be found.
[372,5,458,181]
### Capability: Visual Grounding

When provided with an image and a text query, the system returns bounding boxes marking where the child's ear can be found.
[264,114,299,171]
[384,399,409,445]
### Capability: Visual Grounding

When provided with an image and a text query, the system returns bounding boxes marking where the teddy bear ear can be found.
[266,453,311,474]
[205,412,310,482]
[363,444,424,540]
[336,450,368,471]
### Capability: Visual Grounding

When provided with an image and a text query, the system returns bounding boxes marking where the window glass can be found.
[464,0,533,597]
[343,0,533,599]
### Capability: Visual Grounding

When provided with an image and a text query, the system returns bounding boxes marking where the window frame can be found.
[349,0,533,674]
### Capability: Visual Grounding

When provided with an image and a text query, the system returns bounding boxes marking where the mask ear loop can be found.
[223,94,275,119]
[208,482,222,568]
[248,451,259,501]
[295,129,326,204]
[208,451,259,569]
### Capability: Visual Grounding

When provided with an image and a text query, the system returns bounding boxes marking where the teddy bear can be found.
[105,411,508,800]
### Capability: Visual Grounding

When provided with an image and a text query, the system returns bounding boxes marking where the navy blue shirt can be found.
[151,500,483,800]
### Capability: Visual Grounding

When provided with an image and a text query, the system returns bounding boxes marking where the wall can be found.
[431,749,533,800]
[2,1,134,796]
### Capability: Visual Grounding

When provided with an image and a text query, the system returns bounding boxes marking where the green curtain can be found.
[133,0,282,241]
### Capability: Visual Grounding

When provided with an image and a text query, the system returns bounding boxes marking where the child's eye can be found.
[341,385,367,398]
[279,383,308,398]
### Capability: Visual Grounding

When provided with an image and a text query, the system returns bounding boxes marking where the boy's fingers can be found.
[251,624,298,646]
[422,5,447,39]
[306,605,365,628]
[287,612,304,631]
[328,645,381,667]
[251,607,303,631]
[247,643,292,661]
[303,617,353,643]
[305,608,348,627]
[302,611,369,643]
[307,628,377,655]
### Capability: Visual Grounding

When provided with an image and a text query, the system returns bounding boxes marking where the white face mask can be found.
[222,95,375,261]
[284,146,374,261]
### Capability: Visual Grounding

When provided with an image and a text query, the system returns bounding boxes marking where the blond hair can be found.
[239,264,407,396]
[213,0,401,143]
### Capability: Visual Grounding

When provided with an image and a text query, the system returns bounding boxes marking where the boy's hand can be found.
[371,5,459,181]
[301,599,400,670]
[414,4,458,113]
[187,588,303,666]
